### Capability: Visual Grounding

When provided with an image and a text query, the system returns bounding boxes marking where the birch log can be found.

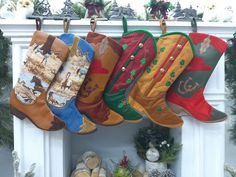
[82,151,101,170]
[91,167,100,177]
[72,162,91,177]
[98,167,106,177]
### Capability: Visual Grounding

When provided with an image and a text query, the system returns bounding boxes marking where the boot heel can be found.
[10,106,26,120]
[168,102,189,116]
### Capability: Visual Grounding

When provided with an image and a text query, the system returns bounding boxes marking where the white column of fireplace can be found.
[0,19,233,177]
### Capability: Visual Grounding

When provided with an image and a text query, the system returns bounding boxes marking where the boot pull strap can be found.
[122,16,128,33]
[191,18,197,32]
[70,37,80,55]
[160,19,167,34]
[90,17,97,32]
[40,35,56,55]
[35,17,43,31]
[63,18,70,33]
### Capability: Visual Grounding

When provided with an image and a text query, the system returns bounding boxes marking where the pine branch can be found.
[0,30,13,149]
[225,35,236,145]
[0,103,13,149]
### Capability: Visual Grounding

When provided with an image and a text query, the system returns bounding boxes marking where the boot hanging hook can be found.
[191,18,197,32]
[160,19,167,34]
[63,17,70,33]
[35,17,43,31]
[90,17,97,32]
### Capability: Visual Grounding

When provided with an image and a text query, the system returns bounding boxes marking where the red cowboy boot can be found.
[77,32,124,125]
[167,32,228,122]
[103,17,157,122]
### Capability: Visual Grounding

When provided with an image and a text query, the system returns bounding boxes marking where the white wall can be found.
[0,147,13,177]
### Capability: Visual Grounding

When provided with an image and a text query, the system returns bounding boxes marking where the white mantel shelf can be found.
[0,19,235,39]
[0,20,228,177]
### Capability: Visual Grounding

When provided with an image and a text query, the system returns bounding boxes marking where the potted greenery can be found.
[112,152,133,177]
[134,123,182,173]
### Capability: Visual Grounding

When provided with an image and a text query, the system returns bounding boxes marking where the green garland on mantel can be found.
[225,33,236,144]
[0,29,13,149]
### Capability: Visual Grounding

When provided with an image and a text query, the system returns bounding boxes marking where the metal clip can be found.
[191,18,197,32]
[160,19,167,34]
[35,17,43,31]
[63,17,70,33]
[90,17,97,32]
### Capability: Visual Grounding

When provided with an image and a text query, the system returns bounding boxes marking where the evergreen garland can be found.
[225,32,236,114]
[0,29,13,149]
[225,32,236,144]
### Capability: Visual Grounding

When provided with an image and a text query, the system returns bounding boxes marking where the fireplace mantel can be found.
[0,19,231,177]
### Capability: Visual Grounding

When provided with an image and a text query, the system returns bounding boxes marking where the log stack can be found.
[71,151,107,177]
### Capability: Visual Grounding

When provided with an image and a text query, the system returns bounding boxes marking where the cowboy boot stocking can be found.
[10,31,69,130]
[77,32,124,125]
[47,33,96,134]
[104,17,157,122]
[166,32,228,122]
[129,32,194,128]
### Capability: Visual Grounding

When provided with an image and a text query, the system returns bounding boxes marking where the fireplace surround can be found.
[0,19,231,177]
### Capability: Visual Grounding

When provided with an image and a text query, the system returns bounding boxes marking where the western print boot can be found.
[47,33,96,134]
[77,32,124,125]
[103,17,157,122]
[129,32,195,128]
[166,32,228,122]
[10,31,69,130]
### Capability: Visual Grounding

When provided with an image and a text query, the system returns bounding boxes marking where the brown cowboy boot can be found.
[10,31,69,130]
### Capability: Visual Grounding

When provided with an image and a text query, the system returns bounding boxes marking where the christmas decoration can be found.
[60,0,78,18]
[112,152,133,177]
[149,170,161,177]
[0,1,16,19]
[77,32,124,125]
[0,29,13,149]
[129,32,194,128]
[146,160,167,174]
[225,164,236,177]
[79,0,111,19]
[170,3,198,21]
[10,31,69,130]
[47,34,96,134]
[72,2,86,18]
[12,151,36,177]
[159,169,175,177]
[104,17,157,122]
[146,143,160,162]
[169,2,183,19]
[225,32,236,144]
[147,168,176,177]
[29,0,52,18]
[134,123,182,164]
[167,32,228,123]
[109,0,138,20]
[145,0,174,20]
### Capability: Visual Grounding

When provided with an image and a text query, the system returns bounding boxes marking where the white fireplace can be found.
[0,19,231,177]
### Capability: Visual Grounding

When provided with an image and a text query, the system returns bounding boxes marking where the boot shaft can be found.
[131,32,195,99]
[78,32,123,104]
[168,32,228,99]
[106,30,157,94]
